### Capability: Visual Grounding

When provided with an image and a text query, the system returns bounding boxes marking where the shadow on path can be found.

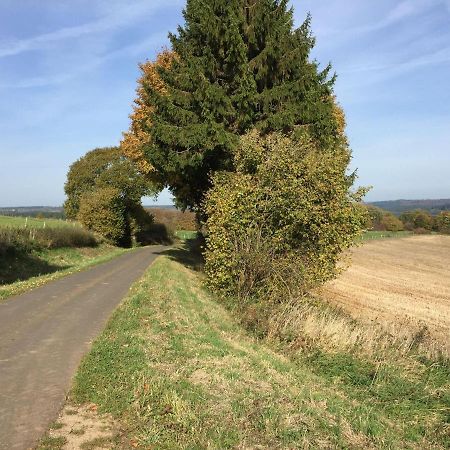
[0,253,69,285]
[157,236,205,272]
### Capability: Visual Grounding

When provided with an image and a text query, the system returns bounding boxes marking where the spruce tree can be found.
[138,0,338,211]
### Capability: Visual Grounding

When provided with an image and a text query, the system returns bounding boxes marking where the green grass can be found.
[0,215,75,229]
[175,229,198,240]
[71,249,449,449]
[0,245,130,301]
[360,230,413,240]
[36,435,67,450]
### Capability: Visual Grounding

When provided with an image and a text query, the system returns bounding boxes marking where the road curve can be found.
[0,245,165,450]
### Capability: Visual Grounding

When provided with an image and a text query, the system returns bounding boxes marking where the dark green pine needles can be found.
[143,0,339,211]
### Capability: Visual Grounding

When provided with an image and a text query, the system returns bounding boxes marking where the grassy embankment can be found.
[0,216,129,301]
[59,243,449,449]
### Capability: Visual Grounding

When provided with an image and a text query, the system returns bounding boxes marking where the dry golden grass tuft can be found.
[268,295,446,362]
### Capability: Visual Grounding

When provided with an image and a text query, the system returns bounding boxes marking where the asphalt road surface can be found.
[0,246,165,450]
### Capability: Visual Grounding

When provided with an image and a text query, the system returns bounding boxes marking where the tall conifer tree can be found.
[138,0,338,210]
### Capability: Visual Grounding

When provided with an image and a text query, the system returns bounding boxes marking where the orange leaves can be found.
[121,50,176,177]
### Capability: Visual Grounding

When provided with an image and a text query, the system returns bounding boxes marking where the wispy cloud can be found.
[381,0,437,25]
[297,0,450,95]
[306,0,448,40]
[0,0,178,58]
[0,32,168,89]
[341,45,450,78]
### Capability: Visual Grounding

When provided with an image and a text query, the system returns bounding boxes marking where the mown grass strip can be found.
[70,251,447,449]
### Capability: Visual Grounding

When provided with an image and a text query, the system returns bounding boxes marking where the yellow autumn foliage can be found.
[204,128,367,299]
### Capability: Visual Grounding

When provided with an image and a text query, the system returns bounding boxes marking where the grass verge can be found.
[360,230,413,240]
[71,248,449,449]
[0,245,130,301]
[175,230,198,240]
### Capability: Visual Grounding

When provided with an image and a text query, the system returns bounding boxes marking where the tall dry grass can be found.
[0,227,97,257]
[226,228,448,363]
[267,297,446,361]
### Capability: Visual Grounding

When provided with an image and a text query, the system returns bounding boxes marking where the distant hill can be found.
[0,206,63,213]
[3,201,449,217]
[0,205,177,218]
[368,199,450,216]
[0,206,64,218]
[144,205,176,209]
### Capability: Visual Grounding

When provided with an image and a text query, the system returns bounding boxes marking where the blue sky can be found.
[0,0,449,206]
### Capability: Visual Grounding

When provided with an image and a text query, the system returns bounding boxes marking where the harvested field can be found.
[323,235,450,352]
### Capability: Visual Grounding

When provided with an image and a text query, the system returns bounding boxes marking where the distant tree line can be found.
[369,199,450,216]
[365,205,450,234]
[0,210,65,219]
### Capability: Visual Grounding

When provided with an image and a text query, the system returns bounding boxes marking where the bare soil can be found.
[47,404,117,449]
[323,235,450,351]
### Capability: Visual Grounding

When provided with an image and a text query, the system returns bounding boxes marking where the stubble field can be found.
[323,235,450,352]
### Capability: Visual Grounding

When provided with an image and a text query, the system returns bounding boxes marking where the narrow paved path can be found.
[0,246,165,450]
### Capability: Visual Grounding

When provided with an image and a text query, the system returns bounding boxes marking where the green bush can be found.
[434,212,450,234]
[77,187,128,246]
[365,205,404,231]
[0,228,36,256]
[380,213,404,231]
[36,227,97,248]
[65,147,157,246]
[204,130,367,299]
[400,209,434,231]
[64,147,154,220]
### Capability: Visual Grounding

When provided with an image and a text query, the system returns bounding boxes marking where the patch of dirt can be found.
[323,235,450,352]
[48,404,117,449]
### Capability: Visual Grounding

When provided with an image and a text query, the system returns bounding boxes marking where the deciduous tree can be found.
[435,211,450,234]
[64,147,155,245]
[400,210,434,231]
